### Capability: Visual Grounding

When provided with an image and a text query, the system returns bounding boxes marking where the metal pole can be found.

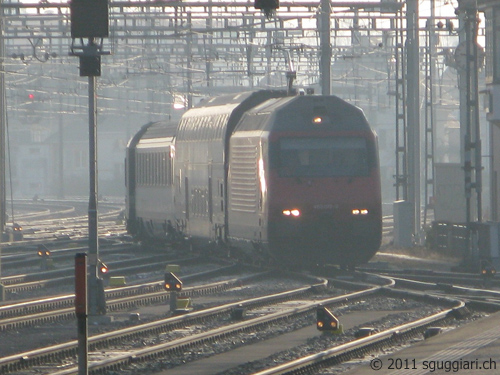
[205,0,213,88]
[88,69,100,316]
[471,10,482,222]
[406,0,421,243]
[319,0,331,95]
[186,13,193,109]
[69,0,109,317]
[0,0,5,301]
[58,111,64,199]
[465,15,472,226]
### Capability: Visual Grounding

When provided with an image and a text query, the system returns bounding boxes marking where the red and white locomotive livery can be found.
[126,90,382,267]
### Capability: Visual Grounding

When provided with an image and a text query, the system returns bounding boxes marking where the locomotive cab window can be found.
[276,137,370,177]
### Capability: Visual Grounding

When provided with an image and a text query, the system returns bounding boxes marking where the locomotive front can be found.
[264,96,382,267]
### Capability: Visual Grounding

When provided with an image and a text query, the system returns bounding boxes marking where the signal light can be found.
[28,94,34,100]
[164,272,182,292]
[316,306,340,332]
[480,260,496,278]
[481,267,496,276]
[37,245,53,270]
[37,244,50,257]
[99,261,109,274]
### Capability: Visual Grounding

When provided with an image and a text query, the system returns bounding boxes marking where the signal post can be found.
[317,305,343,334]
[75,253,88,375]
[164,269,183,312]
[69,0,110,316]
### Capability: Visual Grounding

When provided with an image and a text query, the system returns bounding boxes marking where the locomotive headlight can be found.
[352,208,369,215]
[312,116,323,124]
[283,209,301,217]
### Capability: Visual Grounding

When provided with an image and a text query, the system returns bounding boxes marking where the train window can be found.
[154,154,158,185]
[162,154,165,186]
[136,154,143,185]
[277,137,369,177]
[146,155,151,185]
[152,154,156,186]
[156,153,161,186]
[166,149,173,186]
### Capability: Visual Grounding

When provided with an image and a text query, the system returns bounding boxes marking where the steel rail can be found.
[1,254,200,292]
[0,262,240,320]
[0,278,330,374]
[250,289,467,375]
[52,281,366,375]
[0,277,246,332]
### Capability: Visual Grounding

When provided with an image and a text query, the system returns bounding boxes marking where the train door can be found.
[208,163,213,240]
[173,166,188,235]
[208,161,225,242]
[209,169,225,244]
[207,162,213,221]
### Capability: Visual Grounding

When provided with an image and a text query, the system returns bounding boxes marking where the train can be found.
[125,90,382,268]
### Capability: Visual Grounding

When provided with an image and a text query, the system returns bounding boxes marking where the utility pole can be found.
[456,0,482,224]
[406,0,421,243]
[58,108,64,199]
[0,0,5,301]
[455,0,483,265]
[482,1,500,223]
[319,0,331,95]
[186,13,193,109]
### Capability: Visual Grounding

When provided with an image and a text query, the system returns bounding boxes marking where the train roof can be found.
[234,94,370,132]
[140,120,177,139]
[127,120,177,150]
[176,90,286,142]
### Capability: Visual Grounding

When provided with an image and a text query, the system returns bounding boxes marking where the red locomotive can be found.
[126,90,381,268]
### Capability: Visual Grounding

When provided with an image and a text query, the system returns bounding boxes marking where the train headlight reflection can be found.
[283,209,301,217]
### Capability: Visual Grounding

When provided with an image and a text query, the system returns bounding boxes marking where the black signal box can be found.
[254,0,279,10]
[164,272,183,292]
[70,0,109,38]
[316,306,341,332]
[79,55,101,77]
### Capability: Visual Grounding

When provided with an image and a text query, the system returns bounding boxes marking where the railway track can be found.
[5,199,126,242]
[364,268,500,291]
[245,271,498,375]
[1,253,196,296]
[2,199,498,375]
[0,264,262,329]
[250,300,461,375]
[1,270,489,375]
[0,272,328,373]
